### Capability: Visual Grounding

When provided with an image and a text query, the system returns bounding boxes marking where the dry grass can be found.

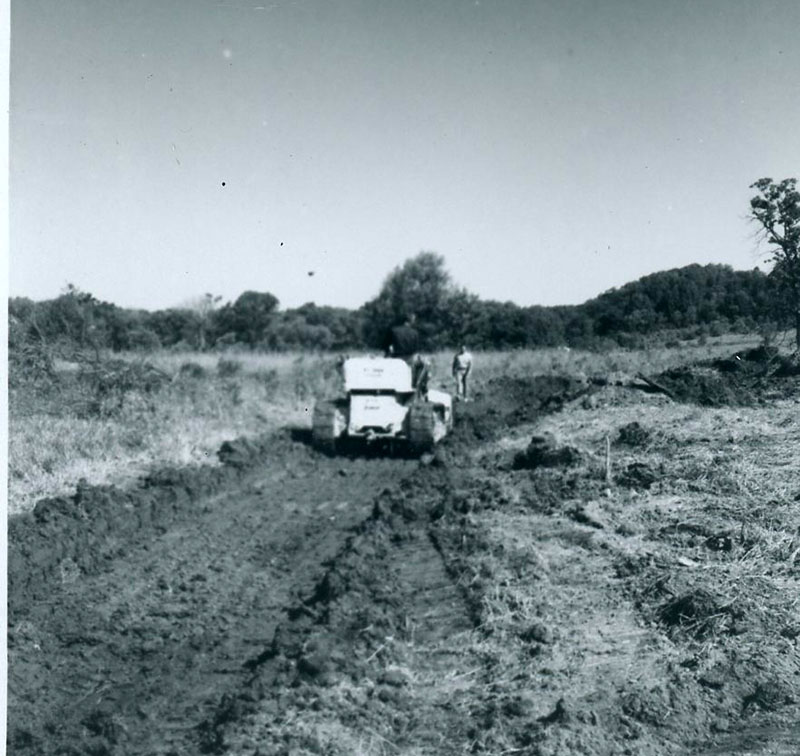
[7,333,780,516]
[8,352,344,514]
[397,360,800,752]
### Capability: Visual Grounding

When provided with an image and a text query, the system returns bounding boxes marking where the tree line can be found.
[7,258,781,355]
[10,178,798,354]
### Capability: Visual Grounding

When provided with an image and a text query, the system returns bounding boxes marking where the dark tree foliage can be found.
[213,291,280,347]
[750,177,800,347]
[8,262,778,356]
[289,303,364,350]
[438,289,482,346]
[147,308,202,349]
[581,264,772,339]
[10,286,160,354]
[361,252,455,350]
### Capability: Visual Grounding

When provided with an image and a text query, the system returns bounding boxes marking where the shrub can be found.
[222,379,243,406]
[254,368,280,396]
[217,358,242,378]
[9,342,57,388]
[77,358,169,417]
[179,362,206,379]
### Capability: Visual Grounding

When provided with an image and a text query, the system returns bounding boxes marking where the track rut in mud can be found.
[22,369,798,754]
[8,375,592,755]
[8,435,419,755]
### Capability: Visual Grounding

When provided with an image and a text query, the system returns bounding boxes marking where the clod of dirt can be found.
[617,462,658,490]
[521,622,554,644]
[178,361,206,379]
[698,669,726,690]
[513,434,581,470]
[743,680,796,712]
[82,708,124,744]
[569,503,606,529]
[539,697,570,725]
[621,687,673,728]
[217,438,260,468]
[503,693,536,718]
[659,589,741,638]
[379,668,411,687]
[198,693,250,754]
[377,685,407,704]
[297,649,337,683]
[616,422,651,447]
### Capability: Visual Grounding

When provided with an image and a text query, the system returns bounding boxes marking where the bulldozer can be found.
[311,357,453,454]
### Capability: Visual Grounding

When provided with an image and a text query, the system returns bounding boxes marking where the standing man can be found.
[411,353,431,397]
[452,345,473,401]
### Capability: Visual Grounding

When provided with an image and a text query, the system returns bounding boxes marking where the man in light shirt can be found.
[452,345,473,401]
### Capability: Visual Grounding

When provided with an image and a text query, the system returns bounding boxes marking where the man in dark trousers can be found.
[411,353,431,397]
[384,319,431,396]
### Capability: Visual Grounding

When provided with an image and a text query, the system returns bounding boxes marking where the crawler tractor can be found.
[312,357,453,454]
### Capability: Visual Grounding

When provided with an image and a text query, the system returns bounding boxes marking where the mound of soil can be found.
[8,433,290,619]
[616,421,651,447]
[617,461,659,489]
[455,375,593,442]
[659,589,741,639]
[651,347,800,406]
[655,365,755,406]
[513,433,581,470]
[711,345,800,377]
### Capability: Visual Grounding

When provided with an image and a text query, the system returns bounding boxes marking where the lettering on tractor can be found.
[312,357,453,455]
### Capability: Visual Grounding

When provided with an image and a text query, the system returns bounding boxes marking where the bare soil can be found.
[9,433,420,755]
[8,366,800,755]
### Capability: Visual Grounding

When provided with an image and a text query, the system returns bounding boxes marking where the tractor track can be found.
[9,375,592,755]
[209,463,483,756]
[392,530,474,645]
[8,437,418,755]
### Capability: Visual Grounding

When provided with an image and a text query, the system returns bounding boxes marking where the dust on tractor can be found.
[312,357,453,455]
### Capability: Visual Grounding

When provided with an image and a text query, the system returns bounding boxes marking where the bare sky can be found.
[10,0,800,311]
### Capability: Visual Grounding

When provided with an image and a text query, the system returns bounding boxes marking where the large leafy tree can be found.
[147,308,204,348]
[362,251,455,349]
[214,291,279,347]
[750,177,800,347]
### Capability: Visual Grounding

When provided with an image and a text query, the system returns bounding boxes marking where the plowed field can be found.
[9,367,800,755]
[8,434,421,755]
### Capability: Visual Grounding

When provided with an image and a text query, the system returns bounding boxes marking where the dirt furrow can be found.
[392,531,474,644]
[10,376,591,755]
[208,465,480,755]
[8,439,418,756]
